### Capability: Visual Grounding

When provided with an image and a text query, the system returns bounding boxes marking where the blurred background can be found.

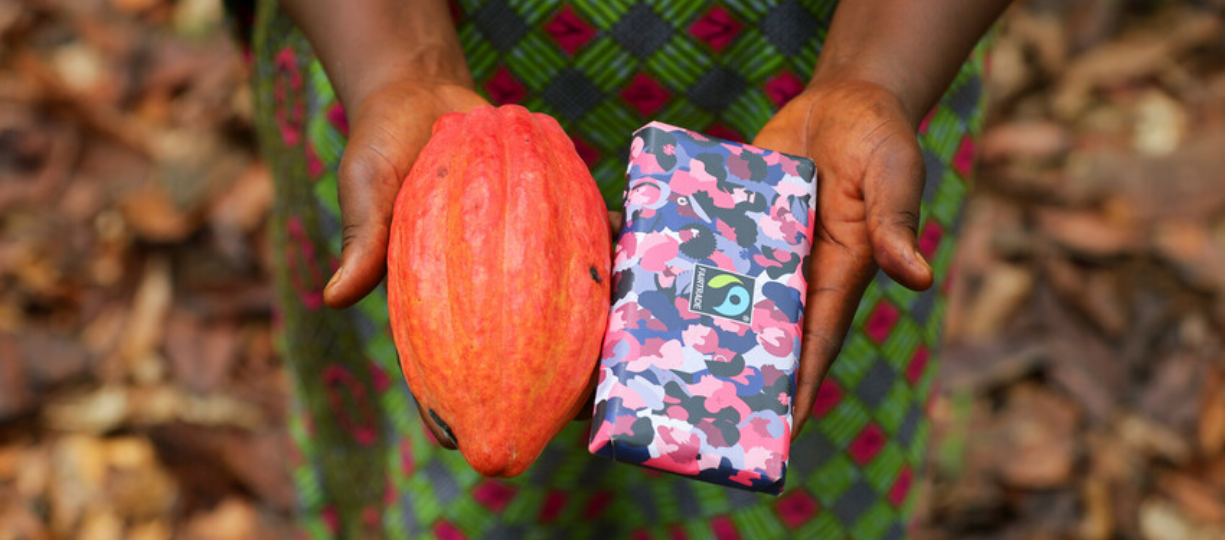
[1,0,1224,539]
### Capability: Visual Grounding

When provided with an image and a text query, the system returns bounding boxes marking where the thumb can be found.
[324,121,430,308]
[863,136,932,291]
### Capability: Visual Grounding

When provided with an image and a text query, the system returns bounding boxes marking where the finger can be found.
[412,394,458,450]
[323,121,429,308]
[863,135,932,291]
[608,210,623,238]
[790,231,876,437]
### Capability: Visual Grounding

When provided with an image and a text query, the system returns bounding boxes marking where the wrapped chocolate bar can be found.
[588,121,817,494]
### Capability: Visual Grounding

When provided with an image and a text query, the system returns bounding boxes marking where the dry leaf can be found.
[1035,206,1144,257]
[1158,472,1225,524]
[998,384,1082,489]
[77,510,122,540]
[1079,477,1114,540]
[981,120,1073,162]
[164,310,240,394]
[962,264,1034,343]
[0,334,31,419]
[209,163,272,235]
[1119,415,1192,464]
[180,499,261,540]
[1201,367,1225,457]
[49,436,109,535]
[1133,90,1188,156]
[119,186,198,243]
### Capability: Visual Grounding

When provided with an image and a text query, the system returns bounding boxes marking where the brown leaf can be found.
[19,329,95,388]
[14,444,50,501]
[217,430,295,510]
[120,256,173,381]
[108,0,163,14]
[1009,11,1069,74]
[1043,258,1129,336]
[981,120,1073,162]
[961,263,1034,343]
[1153,220,1225,295]
[0,497,48,540]
[1132,90,1188,156]
[1119,415,1192,464]
[77,510,122,540]
[209,163,272,235]
[1086,431,1144,485]
[1035,206,1145,257]
[997,384,1082,489]
[1201,367,1225,457]
[1140,499,1192,540]
[164,310,239,394]
[1053,12,1222,118]
[0,445,17,483]
[1158,472,1225,524]
[0,333,32,420]
[1138,352,1207,432]
[49,436,109,535]
[119,185,199,243]
[43,386,129,434]
[1105,132,1225,223]
[179,499,262,540]
[127,521,170,540]
[1208,455,1225,493]
[985,34,1031,105]
[1064,0,1124,52]
[104,437,178,523]
[208,163,272,262]
[11,50,152,157]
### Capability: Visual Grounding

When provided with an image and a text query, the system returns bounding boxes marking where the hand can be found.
[323,80,488,308]
[320,79,487,449]
[753,79,933,437]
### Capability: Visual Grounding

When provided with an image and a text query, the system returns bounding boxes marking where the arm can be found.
[814,0,1012,126]
[278,0,488,448]
[277,0,488,310]
[277,0,471,110]
[754,0,1011,435]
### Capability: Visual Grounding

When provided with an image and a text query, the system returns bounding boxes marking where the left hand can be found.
[753,78,934,437]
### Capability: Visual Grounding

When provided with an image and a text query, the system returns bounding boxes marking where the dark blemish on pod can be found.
[437,167,448,177]
[590,266,602,284]
[428,409,458,448]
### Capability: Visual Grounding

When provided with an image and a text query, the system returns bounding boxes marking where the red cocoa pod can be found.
[387,105,611,477]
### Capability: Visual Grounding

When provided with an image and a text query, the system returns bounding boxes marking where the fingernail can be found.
[325,265,345,292]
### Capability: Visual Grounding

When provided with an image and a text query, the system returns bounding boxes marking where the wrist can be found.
[341,43,473,113]
[808,58,927,129]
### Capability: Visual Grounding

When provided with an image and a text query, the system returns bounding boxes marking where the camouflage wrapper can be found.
[589,121,818,494]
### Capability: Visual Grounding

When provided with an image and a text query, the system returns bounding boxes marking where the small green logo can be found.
[689,264,755,324]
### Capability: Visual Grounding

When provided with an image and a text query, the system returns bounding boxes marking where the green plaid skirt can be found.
[250,1,988,538]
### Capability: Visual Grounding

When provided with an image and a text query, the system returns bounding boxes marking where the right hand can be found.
[323,80,487,449]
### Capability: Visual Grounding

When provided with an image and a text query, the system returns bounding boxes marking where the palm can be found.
[754,80,931,435]
[323,82,489,308]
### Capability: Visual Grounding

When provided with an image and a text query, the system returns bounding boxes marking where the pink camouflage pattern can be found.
[589,121,818,494]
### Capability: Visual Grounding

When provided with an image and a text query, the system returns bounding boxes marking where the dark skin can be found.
[278,0,1012,448]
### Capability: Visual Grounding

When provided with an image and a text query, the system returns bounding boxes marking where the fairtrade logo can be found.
[706,274,750,317]
[689,264,756,324]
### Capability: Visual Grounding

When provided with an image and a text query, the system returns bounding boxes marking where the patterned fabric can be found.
[590,123,818,494]
[249,0,989,538]
[460,0,836,207]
